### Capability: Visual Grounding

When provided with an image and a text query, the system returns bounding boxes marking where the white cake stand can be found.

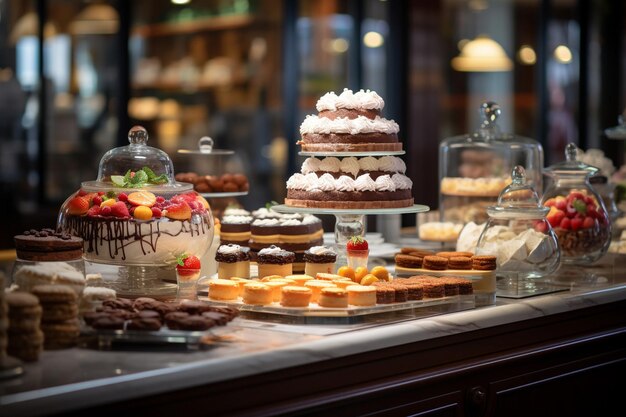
[271,204,429,264]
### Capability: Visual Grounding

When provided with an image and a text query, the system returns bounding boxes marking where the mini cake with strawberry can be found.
[57,126,214,267]
[346,236,369,269]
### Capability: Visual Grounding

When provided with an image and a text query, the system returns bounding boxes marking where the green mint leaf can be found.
[141,166,156,180]
[123,169,132,184]
[175,253,188,266]
[130,170,148,186]
[573,199,587,214]
[151,174,168,184]
[111,175,125,187]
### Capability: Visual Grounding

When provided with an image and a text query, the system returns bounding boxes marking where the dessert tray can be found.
[196,294,474,324]
[80,327,226,351]
[200,191,248,198]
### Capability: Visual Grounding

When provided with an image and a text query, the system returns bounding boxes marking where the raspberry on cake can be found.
[297,89,402,152]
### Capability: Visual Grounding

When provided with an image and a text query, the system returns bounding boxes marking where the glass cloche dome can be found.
[439,102,544,226]
[57,126,214,298]
[476,165,560,280]
[541,143,611,265]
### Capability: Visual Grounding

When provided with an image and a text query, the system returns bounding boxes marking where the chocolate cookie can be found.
[132,297,161,311]
[126,317,162,331]
[177,300,213,315]
[166,314,215,331]
[422,256,449,270]
[471,255,497,270]
[400,247,435,257]
[395,253,423,268]
[102,298,134,311]
[436,251,474,259]
[447,256,472,270]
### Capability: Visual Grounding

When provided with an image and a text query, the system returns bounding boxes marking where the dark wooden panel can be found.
[55,301,626,417]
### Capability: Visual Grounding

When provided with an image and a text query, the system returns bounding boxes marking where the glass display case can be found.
[438,102,544,227]
[476,165,560,295]
[57,126,214,299]
[541,143,611,265]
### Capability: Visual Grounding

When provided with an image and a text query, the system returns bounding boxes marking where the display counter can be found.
[2,254,626,417]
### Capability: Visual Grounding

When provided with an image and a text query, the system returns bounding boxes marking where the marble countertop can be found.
[2,255,626,416]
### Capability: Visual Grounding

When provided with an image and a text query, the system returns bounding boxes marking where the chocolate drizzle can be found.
[64,215,211,261]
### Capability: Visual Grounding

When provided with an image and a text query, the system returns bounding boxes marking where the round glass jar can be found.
[57,126,214,268]
[541,143,611,265]
[476,166,560,280]
[439,102,544,226]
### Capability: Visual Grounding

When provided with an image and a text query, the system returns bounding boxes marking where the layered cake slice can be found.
[297,89,402,152]
[286,156,414,209]
[219,214,252,247]
[215,244,250,279]
[249,212,323,272]
[257,246,296,278]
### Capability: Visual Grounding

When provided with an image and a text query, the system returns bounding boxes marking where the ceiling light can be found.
[70,4,119,35]
[451,34,513,72]
[554,45,572,63]
[171,0,191,4]
[517,45,536,65]
[363,31,384,48]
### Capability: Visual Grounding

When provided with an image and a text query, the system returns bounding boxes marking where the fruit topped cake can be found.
[297,88,402,152]
[57,126,214,266]
[61,188,213,265]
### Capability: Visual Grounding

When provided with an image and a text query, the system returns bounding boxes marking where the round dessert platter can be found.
[200,191,248,198]
[57,127,215,300]
[272,204,429,264]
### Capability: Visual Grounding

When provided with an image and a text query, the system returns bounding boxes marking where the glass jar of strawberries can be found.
[542,143,611,265]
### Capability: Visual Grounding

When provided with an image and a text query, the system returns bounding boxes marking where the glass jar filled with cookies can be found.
[439,102,544,229]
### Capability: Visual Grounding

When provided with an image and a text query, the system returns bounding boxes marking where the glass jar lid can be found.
[604,109,626,140]
[177,136,235,155]
[486,165,549,219]
[543,143,600,178]
[82,126,192,192]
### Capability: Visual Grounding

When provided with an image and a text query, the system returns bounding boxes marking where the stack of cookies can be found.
[32,285,79,349]
[5,292,43,362]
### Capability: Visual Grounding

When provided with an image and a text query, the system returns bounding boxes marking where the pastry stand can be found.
[275,150,429,263]
[272,205,429,265]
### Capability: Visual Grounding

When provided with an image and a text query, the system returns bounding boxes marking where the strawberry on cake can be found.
[297,88,402,152]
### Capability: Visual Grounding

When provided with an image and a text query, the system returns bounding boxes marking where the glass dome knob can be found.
[510,165,527,186]
[564,142,578,161]
[480,101,501,126]
[198,136,214,153]
[128,125,148,145]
